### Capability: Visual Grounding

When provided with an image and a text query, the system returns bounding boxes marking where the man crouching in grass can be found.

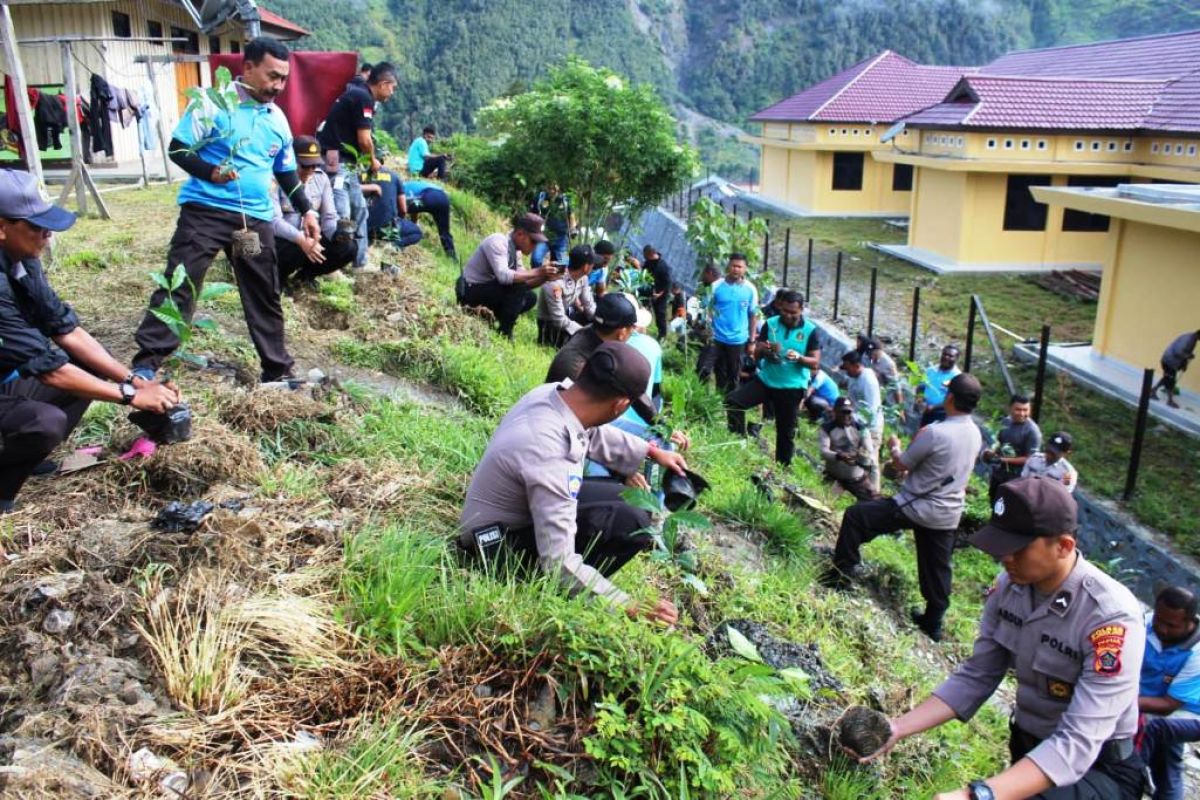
[458,342,688,625]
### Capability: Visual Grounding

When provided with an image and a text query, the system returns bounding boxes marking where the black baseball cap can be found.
[592,293,638,329]
[969,476,1078,558]
[515,213,548,243]
[833,396,854,413]
[594,239,616,256]
[578,342,657,423]
[568,244,595,272]
[1046,431,1073,454]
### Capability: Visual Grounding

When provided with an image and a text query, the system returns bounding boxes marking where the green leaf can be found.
[620,487,662,513]
[725,626,762,663]
[193,318,218,332]
[680,573,708,596]
[149,270,172,291]
[168,265,186,292]
[669,510,712,531]
[199,281,236,302]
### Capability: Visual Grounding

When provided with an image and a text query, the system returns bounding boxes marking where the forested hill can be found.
[266,0,1200,173]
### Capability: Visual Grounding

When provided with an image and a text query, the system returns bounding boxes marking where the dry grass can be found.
[134,568,350,718]
[129,416,264,496]
[217,387,337,434]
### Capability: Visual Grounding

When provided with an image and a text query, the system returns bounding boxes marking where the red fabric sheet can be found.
[209,51,357,139]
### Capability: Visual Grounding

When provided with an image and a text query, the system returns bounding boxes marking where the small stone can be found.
[128,747,172,782]
[307,368,326,383]
[42,609,75,634]
[836,705,893,759]
[160,770,190,796]
[386,312,404,323]
[472,684,493,699]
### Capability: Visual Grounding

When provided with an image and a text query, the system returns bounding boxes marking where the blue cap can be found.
[0,170,76,231]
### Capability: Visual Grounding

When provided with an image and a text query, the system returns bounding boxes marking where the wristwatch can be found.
[967,781,995,800]
[118,381,137,405]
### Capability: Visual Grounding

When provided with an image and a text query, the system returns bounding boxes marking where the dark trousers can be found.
[0,376,91,501]
[409,188,456,257]
[461,281,536,338]
[1154,360,1180,394]
[652,297,669,341]
[713,342,745,397]
[726,377,804,466]
[419,154,451,179]
[276,235,357,283]
[988,465,1022,504]
[832,498,956,627]
[492,479,653,578]
[134,203,293,381]
[696,342,718,380]
[1140,715,1200,800]
[536,320,571,349]
[1011,723,1144,799]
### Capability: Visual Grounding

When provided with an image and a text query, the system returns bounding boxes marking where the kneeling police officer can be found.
[857,476,1144,800]
[458,341,687,625]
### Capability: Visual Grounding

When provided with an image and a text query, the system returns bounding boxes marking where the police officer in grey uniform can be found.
[856,477,1145,800]
[458,341,688,625]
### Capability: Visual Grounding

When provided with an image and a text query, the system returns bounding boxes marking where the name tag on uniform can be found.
[568,474,582,499]
[333,174,346,191]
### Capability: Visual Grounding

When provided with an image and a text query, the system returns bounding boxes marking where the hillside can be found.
[265,0,1200,178]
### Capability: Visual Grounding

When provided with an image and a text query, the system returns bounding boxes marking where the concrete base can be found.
[1013,342,1200,437]
[873,243,1102,276]
[737,190,908,220]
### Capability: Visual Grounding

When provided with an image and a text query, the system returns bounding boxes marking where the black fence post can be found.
[1032,325,1051,423]
[732,203,738,219]
[762,228,770,275]
[909,286,921,362]
[782,228,791,287]
[1123,368,1155,501]
[805,238,813,300]
[747,210,754,222]
[833,251,843,321]
[964,296,978,372]
[867,267,878,337]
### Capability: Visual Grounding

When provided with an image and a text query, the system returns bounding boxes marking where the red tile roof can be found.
[257,6,311,39]
[904,75,1169,130]
[982,29,1200,81]
[750,51,971,124]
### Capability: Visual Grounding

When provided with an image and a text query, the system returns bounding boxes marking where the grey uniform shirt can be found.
[459,381,649,607]
[271,171,337,244]
[934,555,1144,788]
[537,272,596,335]
[894,414,982,530]
[868,349,898,387]
[464,232,520,286]
[819,418,872,482]
[995,416,1043,474]
[1022,453,1078,493]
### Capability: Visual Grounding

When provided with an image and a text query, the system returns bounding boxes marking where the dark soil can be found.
[836,705,893,759]
[707,619,843,693]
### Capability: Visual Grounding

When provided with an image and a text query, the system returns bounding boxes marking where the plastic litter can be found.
[151,500,216,533]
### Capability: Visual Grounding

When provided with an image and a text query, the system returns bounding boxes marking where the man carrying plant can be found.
[982,394,1042,502]
[458,342,687,625]
[403,178,456,260]
[841,350,883,491]
[133,36,319,384]
[819,396,876,500]
[317,62,399,269]
[725,289,819,466]
[536,244,596,348]
[708,253,759,405]
[461,214,559,339]
[272,135,356,289]
[0,171,180,511]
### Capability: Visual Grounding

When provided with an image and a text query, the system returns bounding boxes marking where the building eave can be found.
[1032,185,1200,233]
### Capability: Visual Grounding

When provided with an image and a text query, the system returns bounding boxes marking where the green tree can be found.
[474,58,698,228]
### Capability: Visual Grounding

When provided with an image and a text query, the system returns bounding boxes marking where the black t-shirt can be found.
[648,258,672,296]
[317,84,375,160]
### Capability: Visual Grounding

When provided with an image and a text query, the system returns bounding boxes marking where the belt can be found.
[1100,736,1135,763]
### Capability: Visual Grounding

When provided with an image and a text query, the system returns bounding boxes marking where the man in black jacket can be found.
[131,36,319,383]
[0,170,179,511]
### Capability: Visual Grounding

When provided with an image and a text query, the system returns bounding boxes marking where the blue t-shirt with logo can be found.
[810,369,840,405]
[922,365,961,406]
[403,179,438,200]
[708,279,759,345]
[174,85,295,222]
[408,136,430,174]
[1141,615,1200,715]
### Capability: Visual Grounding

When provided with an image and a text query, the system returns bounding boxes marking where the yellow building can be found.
[1032,183,1200,401]
[877,30,1200,273]
[745,51,966,217]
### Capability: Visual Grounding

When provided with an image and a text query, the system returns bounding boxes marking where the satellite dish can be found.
[880,121,906,144]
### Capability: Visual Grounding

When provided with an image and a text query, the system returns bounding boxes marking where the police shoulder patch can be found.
[1089,624,1126,676]
[567,474,582,499]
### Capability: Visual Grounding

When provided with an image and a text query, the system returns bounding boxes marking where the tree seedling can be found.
[149,264,236,369]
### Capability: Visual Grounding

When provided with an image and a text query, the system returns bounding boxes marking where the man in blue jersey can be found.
[132,37,318,383]
[1139,586,1200,800]
[407,125,453,179]
[707,253,759,411]
[726,289,819,465]
[403,178,456,259]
